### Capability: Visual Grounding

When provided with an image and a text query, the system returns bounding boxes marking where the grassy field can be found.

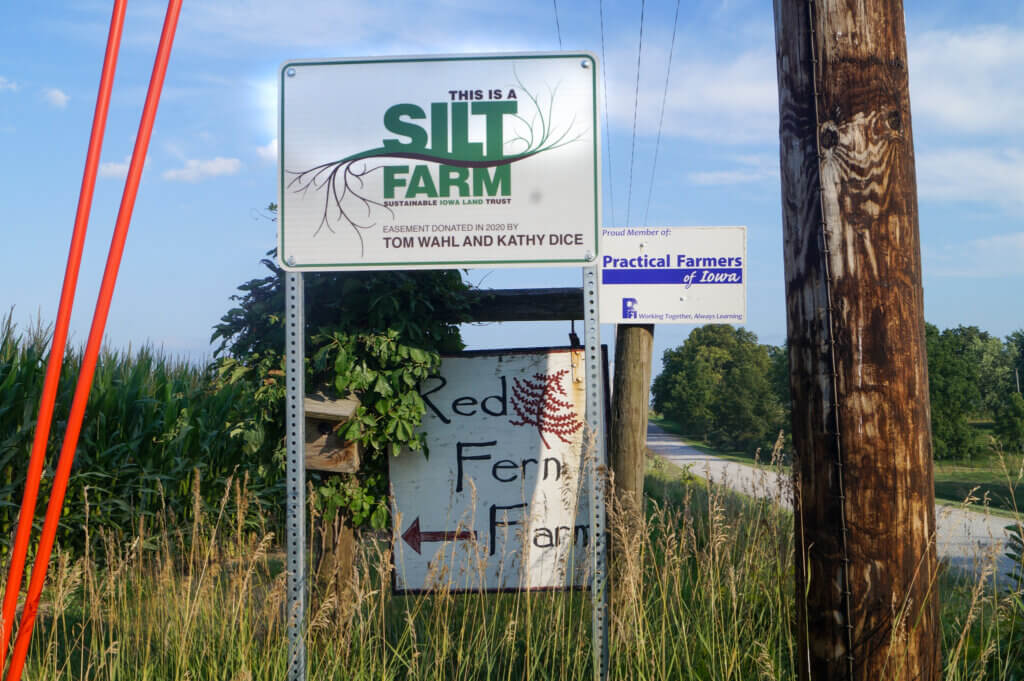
[651,415,1024,517]
[3,320,1022,679]
[933,423,1024,517]
[9,462,1022,680]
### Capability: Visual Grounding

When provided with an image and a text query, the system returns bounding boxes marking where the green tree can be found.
[1008,329,1024,396]
[994,393,1024,453]
[212,206,473,529]
[651,326,785,452]
[925,324,988,459]
[768,343,791,414]
[975,332,1016,416]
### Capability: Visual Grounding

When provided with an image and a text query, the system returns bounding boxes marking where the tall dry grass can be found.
[9,451,1022,680]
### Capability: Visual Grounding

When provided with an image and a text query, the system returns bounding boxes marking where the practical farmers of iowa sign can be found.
[390,349,592,593]
[278,54,599,271]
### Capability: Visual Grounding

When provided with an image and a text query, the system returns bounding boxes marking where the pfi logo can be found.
[622,298,638,319]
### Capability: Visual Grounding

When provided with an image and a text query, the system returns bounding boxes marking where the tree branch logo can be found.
[508,368,583,449]
[285,70,585,256]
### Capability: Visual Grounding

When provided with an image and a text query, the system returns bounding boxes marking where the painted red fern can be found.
[508,368,583,449]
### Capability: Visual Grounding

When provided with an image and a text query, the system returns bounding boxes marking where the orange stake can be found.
[0,0,126,664]
[2,1,183,678]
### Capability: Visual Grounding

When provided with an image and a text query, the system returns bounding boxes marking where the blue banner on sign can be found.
[601,268,743,285]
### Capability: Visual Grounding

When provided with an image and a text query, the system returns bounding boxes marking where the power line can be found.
[598,0,615,227]
[553,0,563,49]
[643,0,681,226]
[625,0,646,228]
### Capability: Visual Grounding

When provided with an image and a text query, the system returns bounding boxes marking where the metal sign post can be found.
[583,265,609,681]
[284,271,307,680]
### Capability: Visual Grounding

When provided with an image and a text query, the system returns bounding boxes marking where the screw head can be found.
[581,60,591,69]
[286,67,296,78]
[286,255,296,265]
[585,251,594,261]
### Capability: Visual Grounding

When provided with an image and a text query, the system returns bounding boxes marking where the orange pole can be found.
[2,1,182,678]
[0,0,126,662]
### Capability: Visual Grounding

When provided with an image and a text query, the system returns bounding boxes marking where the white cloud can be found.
[98,155,152,180]
[43,88,69,109]
[603,46,779,144]
[595,22,1024,146]
[917,148,1024,206]
[163,141,188,161]
[0,76,17,92]
[688,154,779,186]
[927,232,1024,278]
[597,22,1024,147]
[99,158,131,179]
[162,157,242,182]
[256,139,278,161]
[909,26,1024,134]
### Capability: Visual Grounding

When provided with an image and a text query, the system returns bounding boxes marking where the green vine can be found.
[211,218,472,531]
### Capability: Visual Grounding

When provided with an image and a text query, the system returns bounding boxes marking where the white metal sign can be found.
[278,53,600,271]
[390,349,591,593]
[599,226,747,324]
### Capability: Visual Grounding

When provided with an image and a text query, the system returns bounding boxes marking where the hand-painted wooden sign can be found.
[390,348,591,593]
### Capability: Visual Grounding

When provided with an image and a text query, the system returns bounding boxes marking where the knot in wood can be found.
[887,109,902,131]
[820,126,839,150]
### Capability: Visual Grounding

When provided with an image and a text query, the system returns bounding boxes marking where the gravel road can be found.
[647,424,1021,584]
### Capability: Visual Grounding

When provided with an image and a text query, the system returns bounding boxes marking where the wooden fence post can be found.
[773,1,940,679]
[609,324,654,523]
[607,323,653,639]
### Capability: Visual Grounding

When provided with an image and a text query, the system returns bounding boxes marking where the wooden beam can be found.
[304,393,359,421]
[773,1,940,679]
[304,394,360,474]
[607,323,653,612]
[463,287,583,322]
[609,324,654,522]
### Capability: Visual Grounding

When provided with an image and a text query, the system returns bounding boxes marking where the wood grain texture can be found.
[773,1,940,679]
[304,418,360,473]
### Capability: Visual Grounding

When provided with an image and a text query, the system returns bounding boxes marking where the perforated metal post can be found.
[285,270,307,681]
[582,265,609,681]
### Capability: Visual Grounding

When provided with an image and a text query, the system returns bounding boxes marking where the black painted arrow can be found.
[401,517,477,554]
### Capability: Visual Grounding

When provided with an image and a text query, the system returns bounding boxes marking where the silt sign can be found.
[278,53,600,271]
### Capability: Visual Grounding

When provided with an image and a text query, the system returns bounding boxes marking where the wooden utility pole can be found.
[773,1,940,679]
[609,324,654,523]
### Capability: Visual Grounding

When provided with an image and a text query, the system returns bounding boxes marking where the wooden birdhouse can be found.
[304,392,360,473]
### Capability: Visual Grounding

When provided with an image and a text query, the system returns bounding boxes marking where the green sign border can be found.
[278,52,600,271]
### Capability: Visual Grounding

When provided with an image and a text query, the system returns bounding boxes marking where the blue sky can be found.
[2,1,1022,376]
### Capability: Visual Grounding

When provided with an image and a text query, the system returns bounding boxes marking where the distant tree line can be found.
[651,324,1024,460]
[926,324,1024,458]
[651,326,789,455]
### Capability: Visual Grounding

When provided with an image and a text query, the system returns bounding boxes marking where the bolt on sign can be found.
[278,53,600,271]
[390,348,594,593]
[598,226,747,324]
